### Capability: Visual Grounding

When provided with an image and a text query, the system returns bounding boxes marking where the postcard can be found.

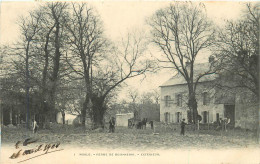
[1,1,259,164]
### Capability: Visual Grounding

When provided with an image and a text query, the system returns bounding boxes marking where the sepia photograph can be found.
[0,1,259,163]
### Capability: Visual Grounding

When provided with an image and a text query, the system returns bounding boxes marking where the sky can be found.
[0,1,247,101]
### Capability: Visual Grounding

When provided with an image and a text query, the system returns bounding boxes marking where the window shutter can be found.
[207,93,210,105]
[209,111,213,123]
[164,96,168,107]
[174,94,178,104]
[180,94,182,107]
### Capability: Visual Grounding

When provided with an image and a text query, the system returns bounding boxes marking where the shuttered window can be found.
[202,92,210,105]
[164,95,171,107]
[177,94,182,107]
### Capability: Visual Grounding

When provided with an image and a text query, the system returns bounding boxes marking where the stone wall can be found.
[235,102,259,130]
[139,103,160,121]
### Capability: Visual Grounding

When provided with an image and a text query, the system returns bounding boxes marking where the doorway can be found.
[164,112,170,123]
[224,105,235,125]
[202,111,208,123]
[176,112,182,123]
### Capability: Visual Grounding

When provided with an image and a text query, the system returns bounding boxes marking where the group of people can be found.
[179,117,231,136]
[31,117,229,135]
[109,117,155,133]
[216,117,230,131]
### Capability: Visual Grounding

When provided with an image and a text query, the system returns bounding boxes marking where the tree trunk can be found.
[188,94,198,124]
[10,108,13,125]
[93,106,105,129]
[1,108,3,125]
[62,111,65,124]
[81,95,88,127]
[49,22,61,123]
[25,41,30,129]
[91,96,105,129]
[40,25,53,124]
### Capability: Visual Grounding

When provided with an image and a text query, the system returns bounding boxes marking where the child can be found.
[180,119,187,136]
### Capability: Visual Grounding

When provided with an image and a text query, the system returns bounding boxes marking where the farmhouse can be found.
[160,61,259,130]
[160,62,236,125]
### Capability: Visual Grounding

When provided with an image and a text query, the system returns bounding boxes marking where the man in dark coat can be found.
[109,117,115,133]
[149,120,154,130]
[180,119,187,136]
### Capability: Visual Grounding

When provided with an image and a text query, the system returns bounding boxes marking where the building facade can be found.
[160,63,236,125]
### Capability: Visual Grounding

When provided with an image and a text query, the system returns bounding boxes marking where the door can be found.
[202,111,208,123]
[224,105,235,125]
[164,112,169,123]
[176,112,182,123]
[216,113,219,123]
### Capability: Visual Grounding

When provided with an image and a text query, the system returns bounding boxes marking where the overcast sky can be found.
[0,1,246,101]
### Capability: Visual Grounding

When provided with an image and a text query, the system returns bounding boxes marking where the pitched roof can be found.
[160,63,218,87]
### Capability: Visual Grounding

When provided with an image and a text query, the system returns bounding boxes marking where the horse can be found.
[135,118,148,129]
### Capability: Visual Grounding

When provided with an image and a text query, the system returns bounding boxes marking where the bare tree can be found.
[46,2,68,123]
[128,89,139,104]
[152,89,160,105]
[17,9,42,127]
[148,2,217,124]
[86,33,153,128]
[7,2,70,127]
[216,3,259,99]
[140,92,153,104]
[127,88,139,118]
[65,3,107,126]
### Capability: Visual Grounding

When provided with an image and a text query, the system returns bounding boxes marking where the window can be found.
[164,95,171,107]
[164,112,170,123]
[177,94,182,107]
[202,92,210,105]
[176,112,182,123]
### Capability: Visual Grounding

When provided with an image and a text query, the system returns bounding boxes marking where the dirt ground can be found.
[1,123,259,150]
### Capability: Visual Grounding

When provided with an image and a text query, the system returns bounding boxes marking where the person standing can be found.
[180,119,187,136]
[32,119,38,133]
[112,117,115,133]
[109,117,115,133]
[224,117,230,131]
[149,120,154,130]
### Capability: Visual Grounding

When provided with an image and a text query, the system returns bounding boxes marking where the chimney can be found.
[209,55,215,63]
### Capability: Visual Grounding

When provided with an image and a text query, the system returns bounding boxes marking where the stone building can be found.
[160,63,236,125]
[116,113,134,126]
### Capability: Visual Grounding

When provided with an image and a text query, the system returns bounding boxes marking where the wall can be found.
[116,113,134,127]
[139,103,160,121]
[235,93,259,130]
